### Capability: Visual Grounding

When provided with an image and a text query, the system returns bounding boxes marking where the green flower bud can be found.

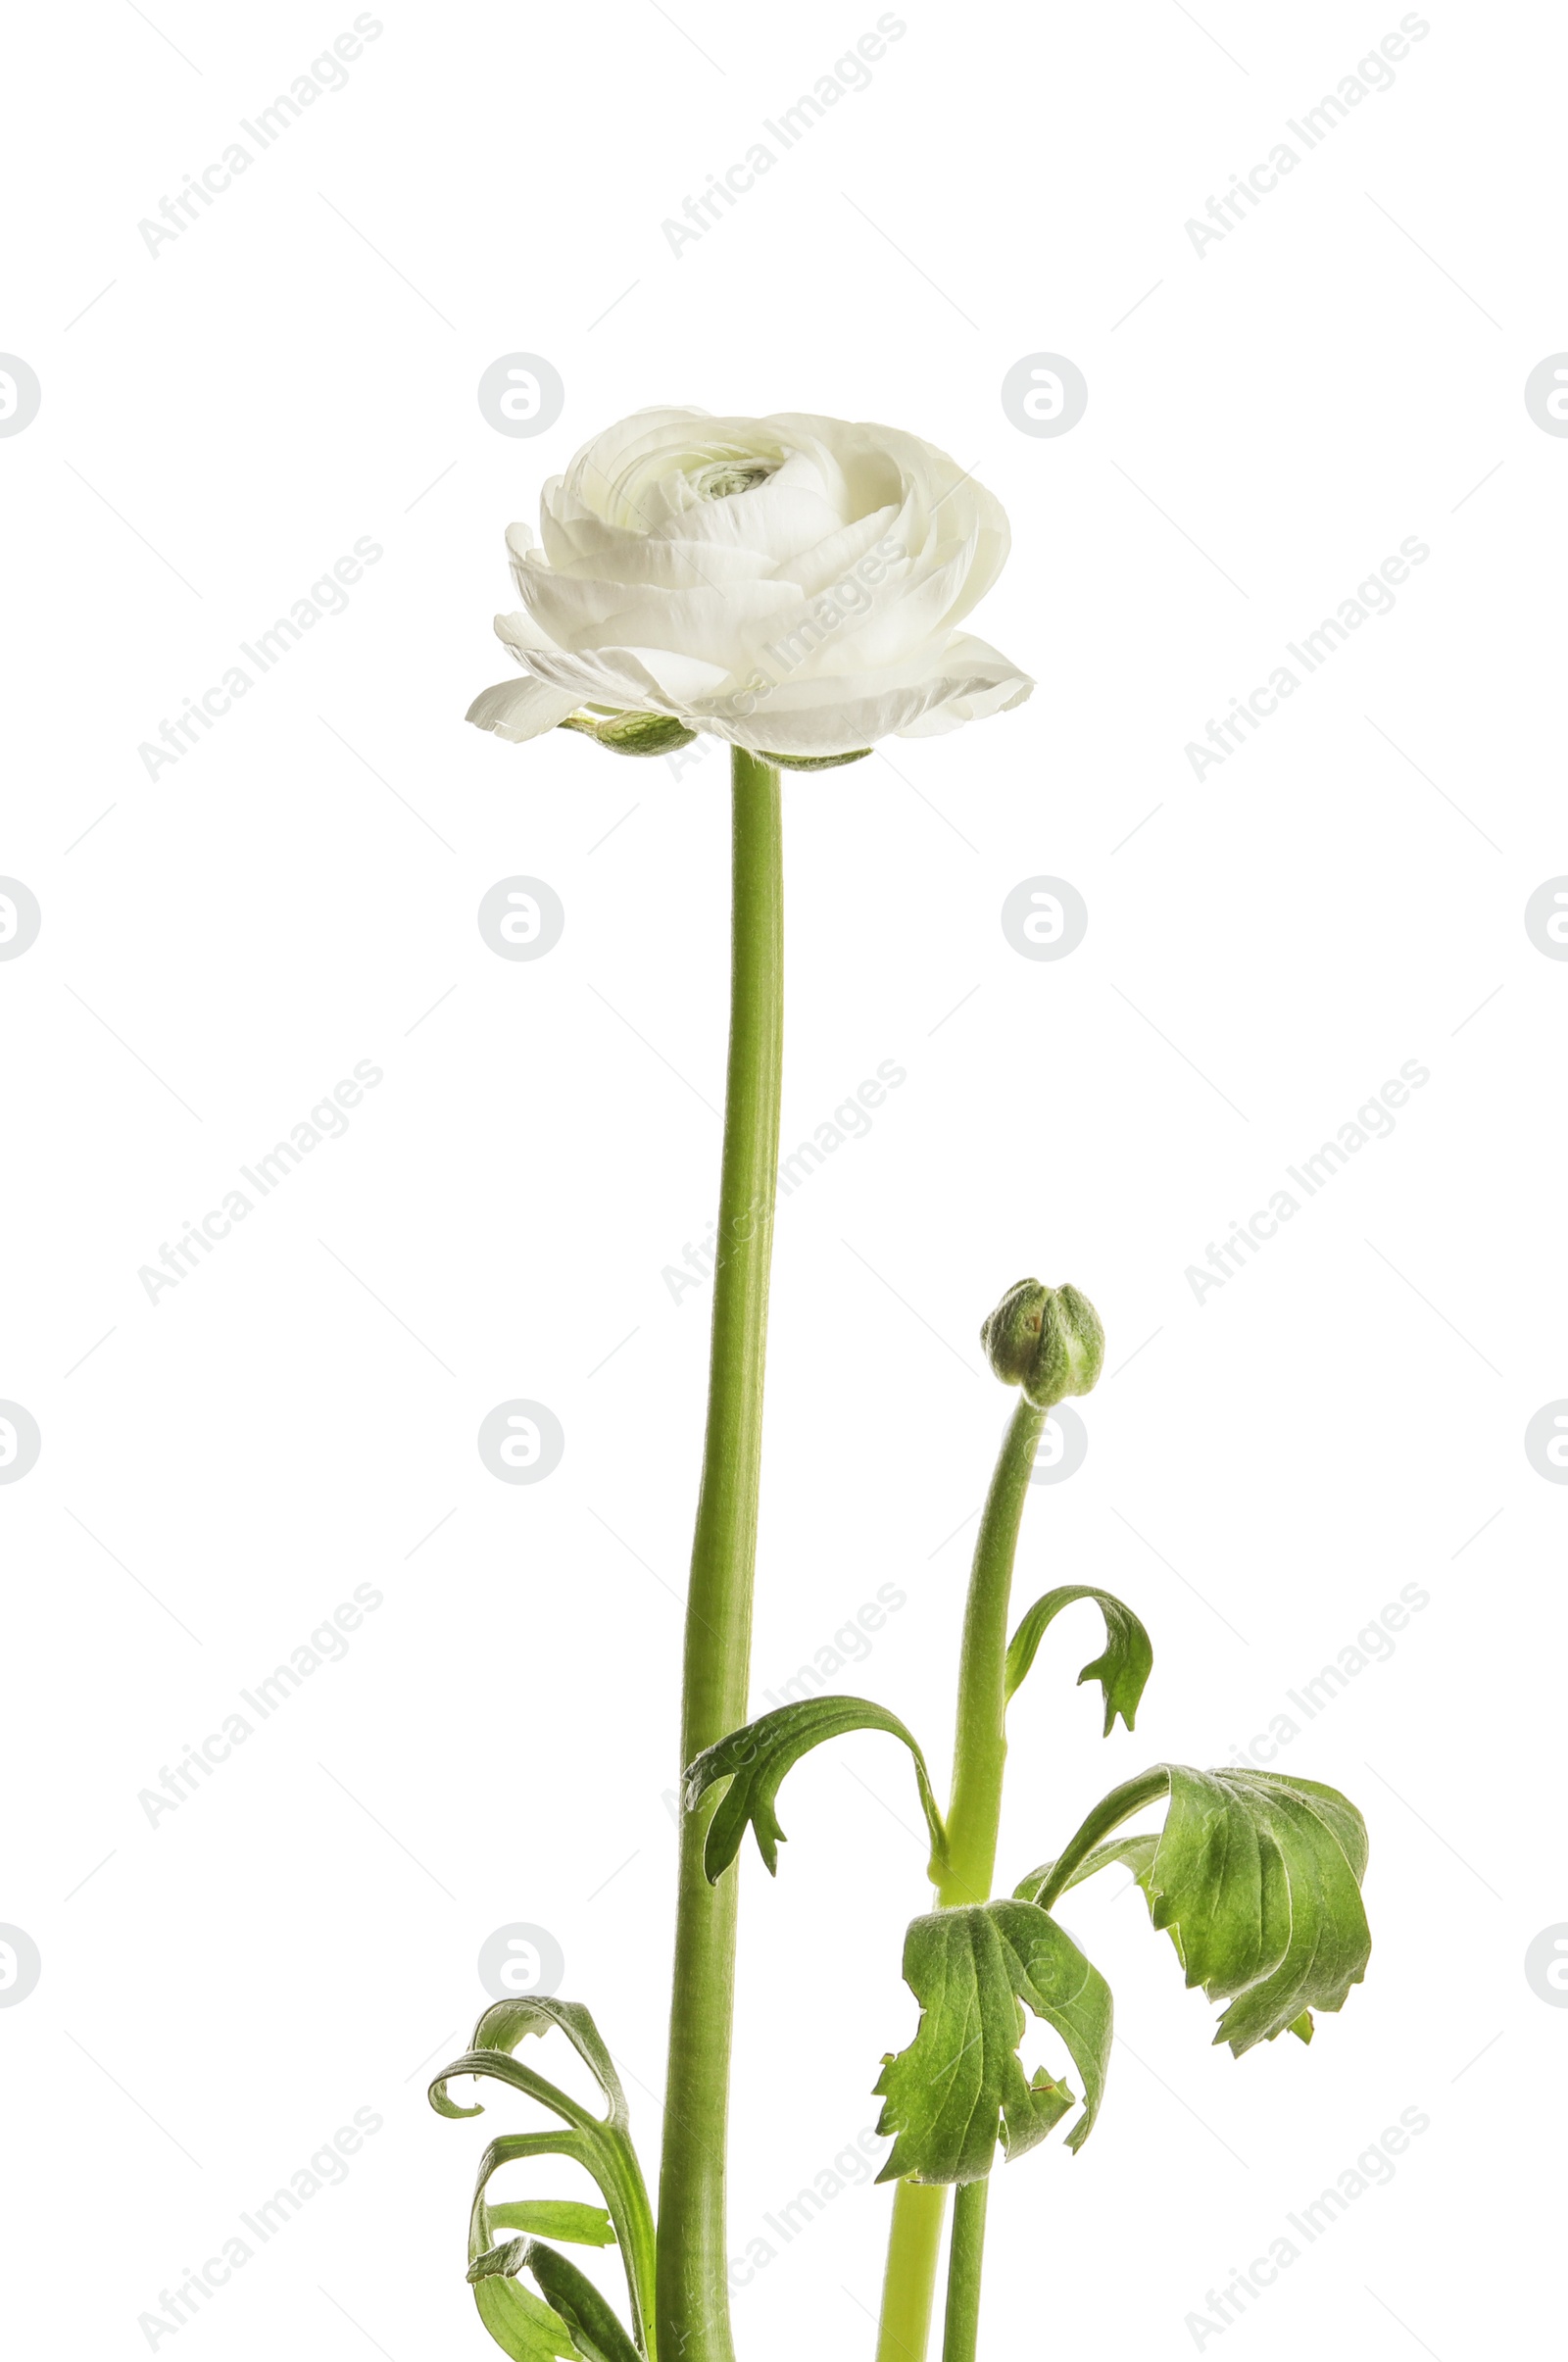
[980,1278,1103,1409]
[559,709,697,757]
[757,747,872,771]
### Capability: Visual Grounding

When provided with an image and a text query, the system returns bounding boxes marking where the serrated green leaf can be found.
[470,2239,642,2362]
[487,2201,616,2247]
[684,1696,946,1882]
[872,1899,1112,2183]
[1004,1585,1153,1733]
[1032,1764,1371,2055]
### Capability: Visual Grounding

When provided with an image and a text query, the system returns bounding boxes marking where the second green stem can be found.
[874,1393,1046,2362]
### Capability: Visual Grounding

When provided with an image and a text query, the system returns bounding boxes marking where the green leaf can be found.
[559,709,697,756]
[459,1997,632,2132]
[470,2239,642,2362]
[684,1696,947,1882]
[469,2273,582,2362]
[486,2201,616,2247]
[1004,1586,1153,1733]
[756,746,872,770]
[1030,1764,1371,2055]
[872,1899,1112,2183]
[428,1997,657,2358]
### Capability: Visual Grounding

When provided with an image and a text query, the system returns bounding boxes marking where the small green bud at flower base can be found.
[980,1278,1104,1409]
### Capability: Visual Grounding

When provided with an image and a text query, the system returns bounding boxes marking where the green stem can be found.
[656,750,784,2362]
[939,1396,1045,1910]
[874,1395,1045,2362]
[940,2183,989,2362]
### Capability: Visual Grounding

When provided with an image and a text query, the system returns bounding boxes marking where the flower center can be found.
[690,459,780,502]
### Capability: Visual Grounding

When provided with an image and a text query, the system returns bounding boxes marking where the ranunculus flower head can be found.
[466,407,1033,763]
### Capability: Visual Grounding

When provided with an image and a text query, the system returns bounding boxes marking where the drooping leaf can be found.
[1027,1764,1371,2055]
[684,1696,947,1882]
[470,2239,642,2362]
[872,1898,1112,2183]
[486,2201,616,2247]
[1004,1585,1153,1733]
[428,1996,656,2359]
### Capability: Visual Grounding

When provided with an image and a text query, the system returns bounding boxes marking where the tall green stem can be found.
[656,750,784,2362]
[874,1395,1045,2362]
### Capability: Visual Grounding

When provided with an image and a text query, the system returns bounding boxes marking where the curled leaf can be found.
[872,1899,1112,2183]
[428,1996,656,2359]
[1004,1585,1153,1732]
[684,1696,946,1882]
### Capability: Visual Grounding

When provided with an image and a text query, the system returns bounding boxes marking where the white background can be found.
[2,3,1562,2357]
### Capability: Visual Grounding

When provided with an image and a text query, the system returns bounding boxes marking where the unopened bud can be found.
[560,709,697,757]
[980,1278,1103,1409]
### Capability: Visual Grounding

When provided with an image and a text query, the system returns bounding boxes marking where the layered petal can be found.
[468,407,1031,761]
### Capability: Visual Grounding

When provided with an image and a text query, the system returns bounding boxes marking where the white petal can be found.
[466,676,584,743]
[687,632,1033,759]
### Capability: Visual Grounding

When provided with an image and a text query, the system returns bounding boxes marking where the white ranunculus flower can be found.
[466,407,1033,763]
